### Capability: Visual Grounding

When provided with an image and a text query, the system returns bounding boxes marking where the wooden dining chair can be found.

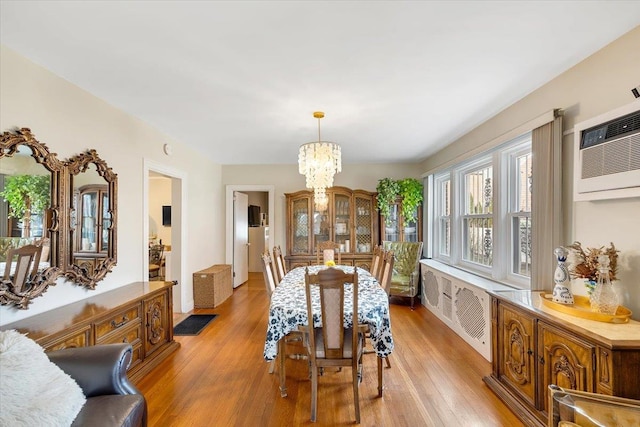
[359,249,393,392]
[304,267,363,423]
[4,244,43,294]
[262,251,306,375]
[148,244,164,280]
[272,245,287,283]
[315,240,341,265]
[261,251,279,374]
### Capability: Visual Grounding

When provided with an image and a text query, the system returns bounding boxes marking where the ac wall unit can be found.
[573,99,640,201]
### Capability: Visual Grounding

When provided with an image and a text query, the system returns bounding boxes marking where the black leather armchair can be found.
[47,343,147,427]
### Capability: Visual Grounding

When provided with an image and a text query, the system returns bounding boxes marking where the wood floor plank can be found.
[137,272,523,426]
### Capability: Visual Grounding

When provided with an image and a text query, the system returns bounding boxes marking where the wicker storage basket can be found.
[193,264,232,308]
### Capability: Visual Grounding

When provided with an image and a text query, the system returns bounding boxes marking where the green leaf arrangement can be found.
[398,178,423,224]
[375,178,400,224]
[0,174,50,220]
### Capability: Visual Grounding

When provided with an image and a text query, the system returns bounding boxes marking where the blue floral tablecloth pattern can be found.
[263,265,394,361]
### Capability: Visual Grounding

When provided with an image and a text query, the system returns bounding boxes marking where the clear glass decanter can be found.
[590,254,619,314]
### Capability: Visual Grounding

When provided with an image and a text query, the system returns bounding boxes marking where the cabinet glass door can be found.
[292,198,310,255]
[383,203,400,241]
[403,208,419,242]
[333,194,350,252]
[80,191,98,252]
[313,202,331,251]
[354,195,373,253]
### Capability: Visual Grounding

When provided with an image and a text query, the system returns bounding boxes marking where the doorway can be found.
[225,185,275,288]
[144,159,187,313]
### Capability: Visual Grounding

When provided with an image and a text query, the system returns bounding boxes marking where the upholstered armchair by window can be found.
[382,241,423,308]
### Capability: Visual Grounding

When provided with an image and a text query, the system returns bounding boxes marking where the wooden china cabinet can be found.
[285,186,378,271]
[379,196,422,243]
[73,184,110,275]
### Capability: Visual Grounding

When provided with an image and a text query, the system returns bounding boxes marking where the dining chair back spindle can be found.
[261,251,278,295]
[379,250,395,296]
[272,245,287,283]
[304,267,363,423]
[370,245,383,281]
[35,237,50,263]
[4,244,42,294]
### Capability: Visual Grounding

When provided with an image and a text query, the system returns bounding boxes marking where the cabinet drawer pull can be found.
[527,349,533,356]
[122,337,129,343]
[538,356,545,365]
[111,316,129,329]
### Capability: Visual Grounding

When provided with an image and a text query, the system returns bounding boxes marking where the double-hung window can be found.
[434,174,451,261]
[461,161,493,270]
[430,133,532,288]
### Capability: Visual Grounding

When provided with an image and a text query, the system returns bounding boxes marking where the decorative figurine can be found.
[552,247,574,304]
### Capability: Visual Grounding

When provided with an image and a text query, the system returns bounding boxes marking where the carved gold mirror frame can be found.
[64,150,117,289]
[0,128,63,308]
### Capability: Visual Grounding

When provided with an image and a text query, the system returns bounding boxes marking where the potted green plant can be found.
[0,174,50,236]
[398,178,423,225]
[375,178,400,225]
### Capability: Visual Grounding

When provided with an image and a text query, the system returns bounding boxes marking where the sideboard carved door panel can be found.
[498,303,536,407]
[144,291,169,357]
[538,321,594,417]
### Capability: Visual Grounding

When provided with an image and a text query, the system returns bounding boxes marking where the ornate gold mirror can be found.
[0,128,63,309]
[64,150,117,289]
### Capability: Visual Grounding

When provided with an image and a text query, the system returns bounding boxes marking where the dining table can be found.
[263,264,394,397]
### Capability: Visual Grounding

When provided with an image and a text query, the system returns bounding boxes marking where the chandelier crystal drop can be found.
[314,187,329,212]
[298,112,342,210]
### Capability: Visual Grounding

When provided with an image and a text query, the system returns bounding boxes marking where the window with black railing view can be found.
[431,132,533,288]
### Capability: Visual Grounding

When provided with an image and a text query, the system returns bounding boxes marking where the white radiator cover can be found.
[421,263,491,361]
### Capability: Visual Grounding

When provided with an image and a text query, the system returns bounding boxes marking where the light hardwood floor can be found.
[137,272,524,426]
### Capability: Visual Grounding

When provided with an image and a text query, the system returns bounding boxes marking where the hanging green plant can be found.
[398,178,423,225]
[0,174,50,220]
[375,178,400,224]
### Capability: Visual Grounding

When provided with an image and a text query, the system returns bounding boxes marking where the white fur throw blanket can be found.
[0,330,86,427]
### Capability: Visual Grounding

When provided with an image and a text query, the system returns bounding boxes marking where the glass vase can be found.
[590,254,619,315]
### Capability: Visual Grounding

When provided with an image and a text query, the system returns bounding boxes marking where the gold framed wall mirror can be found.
[0,128,118,308]
[0,128,63,308]
[64,149,117,289]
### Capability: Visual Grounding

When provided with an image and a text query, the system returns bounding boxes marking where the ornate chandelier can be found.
[298,112,341,210]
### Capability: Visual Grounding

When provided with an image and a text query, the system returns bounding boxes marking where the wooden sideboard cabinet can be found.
[285,186,378,271]
[484,290,640,427]
[1,281,179,384]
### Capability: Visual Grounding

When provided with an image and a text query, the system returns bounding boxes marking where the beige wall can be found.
[420,27,640,318]
[1,45,225,325]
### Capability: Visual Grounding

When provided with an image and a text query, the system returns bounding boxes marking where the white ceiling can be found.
[1,1,639,165]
